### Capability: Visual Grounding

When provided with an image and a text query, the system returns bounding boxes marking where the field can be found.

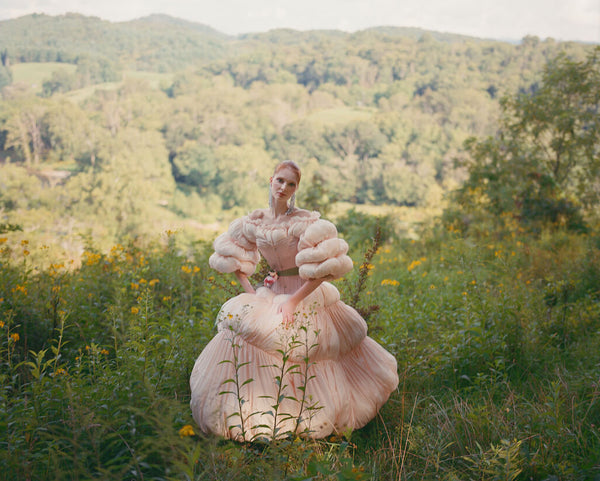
[11,62,77,92]
[1,215,599,480]
[10,62,173,98]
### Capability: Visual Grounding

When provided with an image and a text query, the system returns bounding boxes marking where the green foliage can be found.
[1,219,600,479]
[450,47,600,233]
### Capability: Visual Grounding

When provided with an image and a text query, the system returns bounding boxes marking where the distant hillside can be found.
[0,13,230,71]
[0,13,530,74]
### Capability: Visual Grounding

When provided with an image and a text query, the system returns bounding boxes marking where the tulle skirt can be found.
[189,283,398,441]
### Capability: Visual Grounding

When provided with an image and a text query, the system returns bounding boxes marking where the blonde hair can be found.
[273,160,301,184]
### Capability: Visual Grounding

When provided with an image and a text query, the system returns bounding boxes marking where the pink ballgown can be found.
[190,208,398,441]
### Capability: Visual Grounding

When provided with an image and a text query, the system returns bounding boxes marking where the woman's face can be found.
[270,167,299,203]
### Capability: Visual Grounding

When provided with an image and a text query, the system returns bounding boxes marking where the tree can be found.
[452,47,600,231]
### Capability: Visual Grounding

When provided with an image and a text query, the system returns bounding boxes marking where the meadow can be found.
[1,215,598,480]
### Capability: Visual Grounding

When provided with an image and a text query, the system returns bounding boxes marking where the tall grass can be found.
[0,222,599,480]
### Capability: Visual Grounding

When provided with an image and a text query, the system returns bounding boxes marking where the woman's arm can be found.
[277,276,334,327]
[235,271,256,294]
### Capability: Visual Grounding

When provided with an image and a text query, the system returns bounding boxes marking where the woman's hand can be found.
[277,300,297,328]
[235,271,255,294]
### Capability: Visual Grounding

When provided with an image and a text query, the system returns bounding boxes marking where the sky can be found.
[0,0,599,43]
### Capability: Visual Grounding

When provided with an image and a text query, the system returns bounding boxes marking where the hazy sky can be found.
[0,0,599,43]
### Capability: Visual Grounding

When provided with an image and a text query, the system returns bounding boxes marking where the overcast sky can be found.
[0,0,599,43]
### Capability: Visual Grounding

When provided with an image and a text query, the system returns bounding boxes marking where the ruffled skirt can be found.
[189,283,398,441]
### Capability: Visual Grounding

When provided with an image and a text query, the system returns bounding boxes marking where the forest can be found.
[1,13,599,481]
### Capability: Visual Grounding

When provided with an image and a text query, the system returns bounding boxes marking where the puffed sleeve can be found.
[209,216,259,276]
[295,219,353,280]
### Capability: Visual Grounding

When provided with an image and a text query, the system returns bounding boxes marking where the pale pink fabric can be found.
[191,208,398,441]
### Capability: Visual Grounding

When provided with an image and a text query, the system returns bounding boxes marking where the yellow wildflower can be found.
[0,321,4,328]
[181,265,192,274]
[230,280,237,286]
[131,283,140,290]
[12,284,28,295]
[0,238,7,244]
[139,278,147,284]
[429,284,436,289]
[179,425,195,437]
[131,307,139,314]
[10,333,19,342]
[100,349,109,355]
[149,279,159,287]
[193,266,201,273]
[162,296,171,302]
[381,279,400,286]
[21,240,29,246]
[407,260,422,271]
[54,368,67,376]
[23,249,30,256]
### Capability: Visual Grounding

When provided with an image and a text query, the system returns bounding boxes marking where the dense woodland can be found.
[1,12,600,481]
[0,14,597,256]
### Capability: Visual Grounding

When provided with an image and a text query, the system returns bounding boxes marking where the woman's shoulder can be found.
[291,208,321,221]
[246,208,320,223]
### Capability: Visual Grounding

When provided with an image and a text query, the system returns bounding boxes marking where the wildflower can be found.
[131,283,140,290]
[462,292,467,296]
[407,260,422,271]
[83,252,102,266]
[21,240,29,246]
[422,272,427,278]
[193,266,201,273]
[362,263,375,270]
[179,425,195,437]
[381,279,400,286]
[230,280,237,286]
[0,238,7,244]
[23,249,30,256]
[85,345,90,351]
[54,368,67,376]
[471,280,476,285]
[181,265,192,274]
[12,284,28,295]
[162,296,171,302]
[139,278,147,284]
[149,279,159,287]
[52,285,61,294]
[131,307,139,314]
[0,321,4,328]
[443,276,449,282]
[100,349,109,355]
[10,333,19,342]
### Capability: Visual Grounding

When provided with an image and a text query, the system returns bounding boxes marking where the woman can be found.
[190,161,398,441]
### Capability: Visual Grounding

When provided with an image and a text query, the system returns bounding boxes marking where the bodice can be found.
[255,222,304,295]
